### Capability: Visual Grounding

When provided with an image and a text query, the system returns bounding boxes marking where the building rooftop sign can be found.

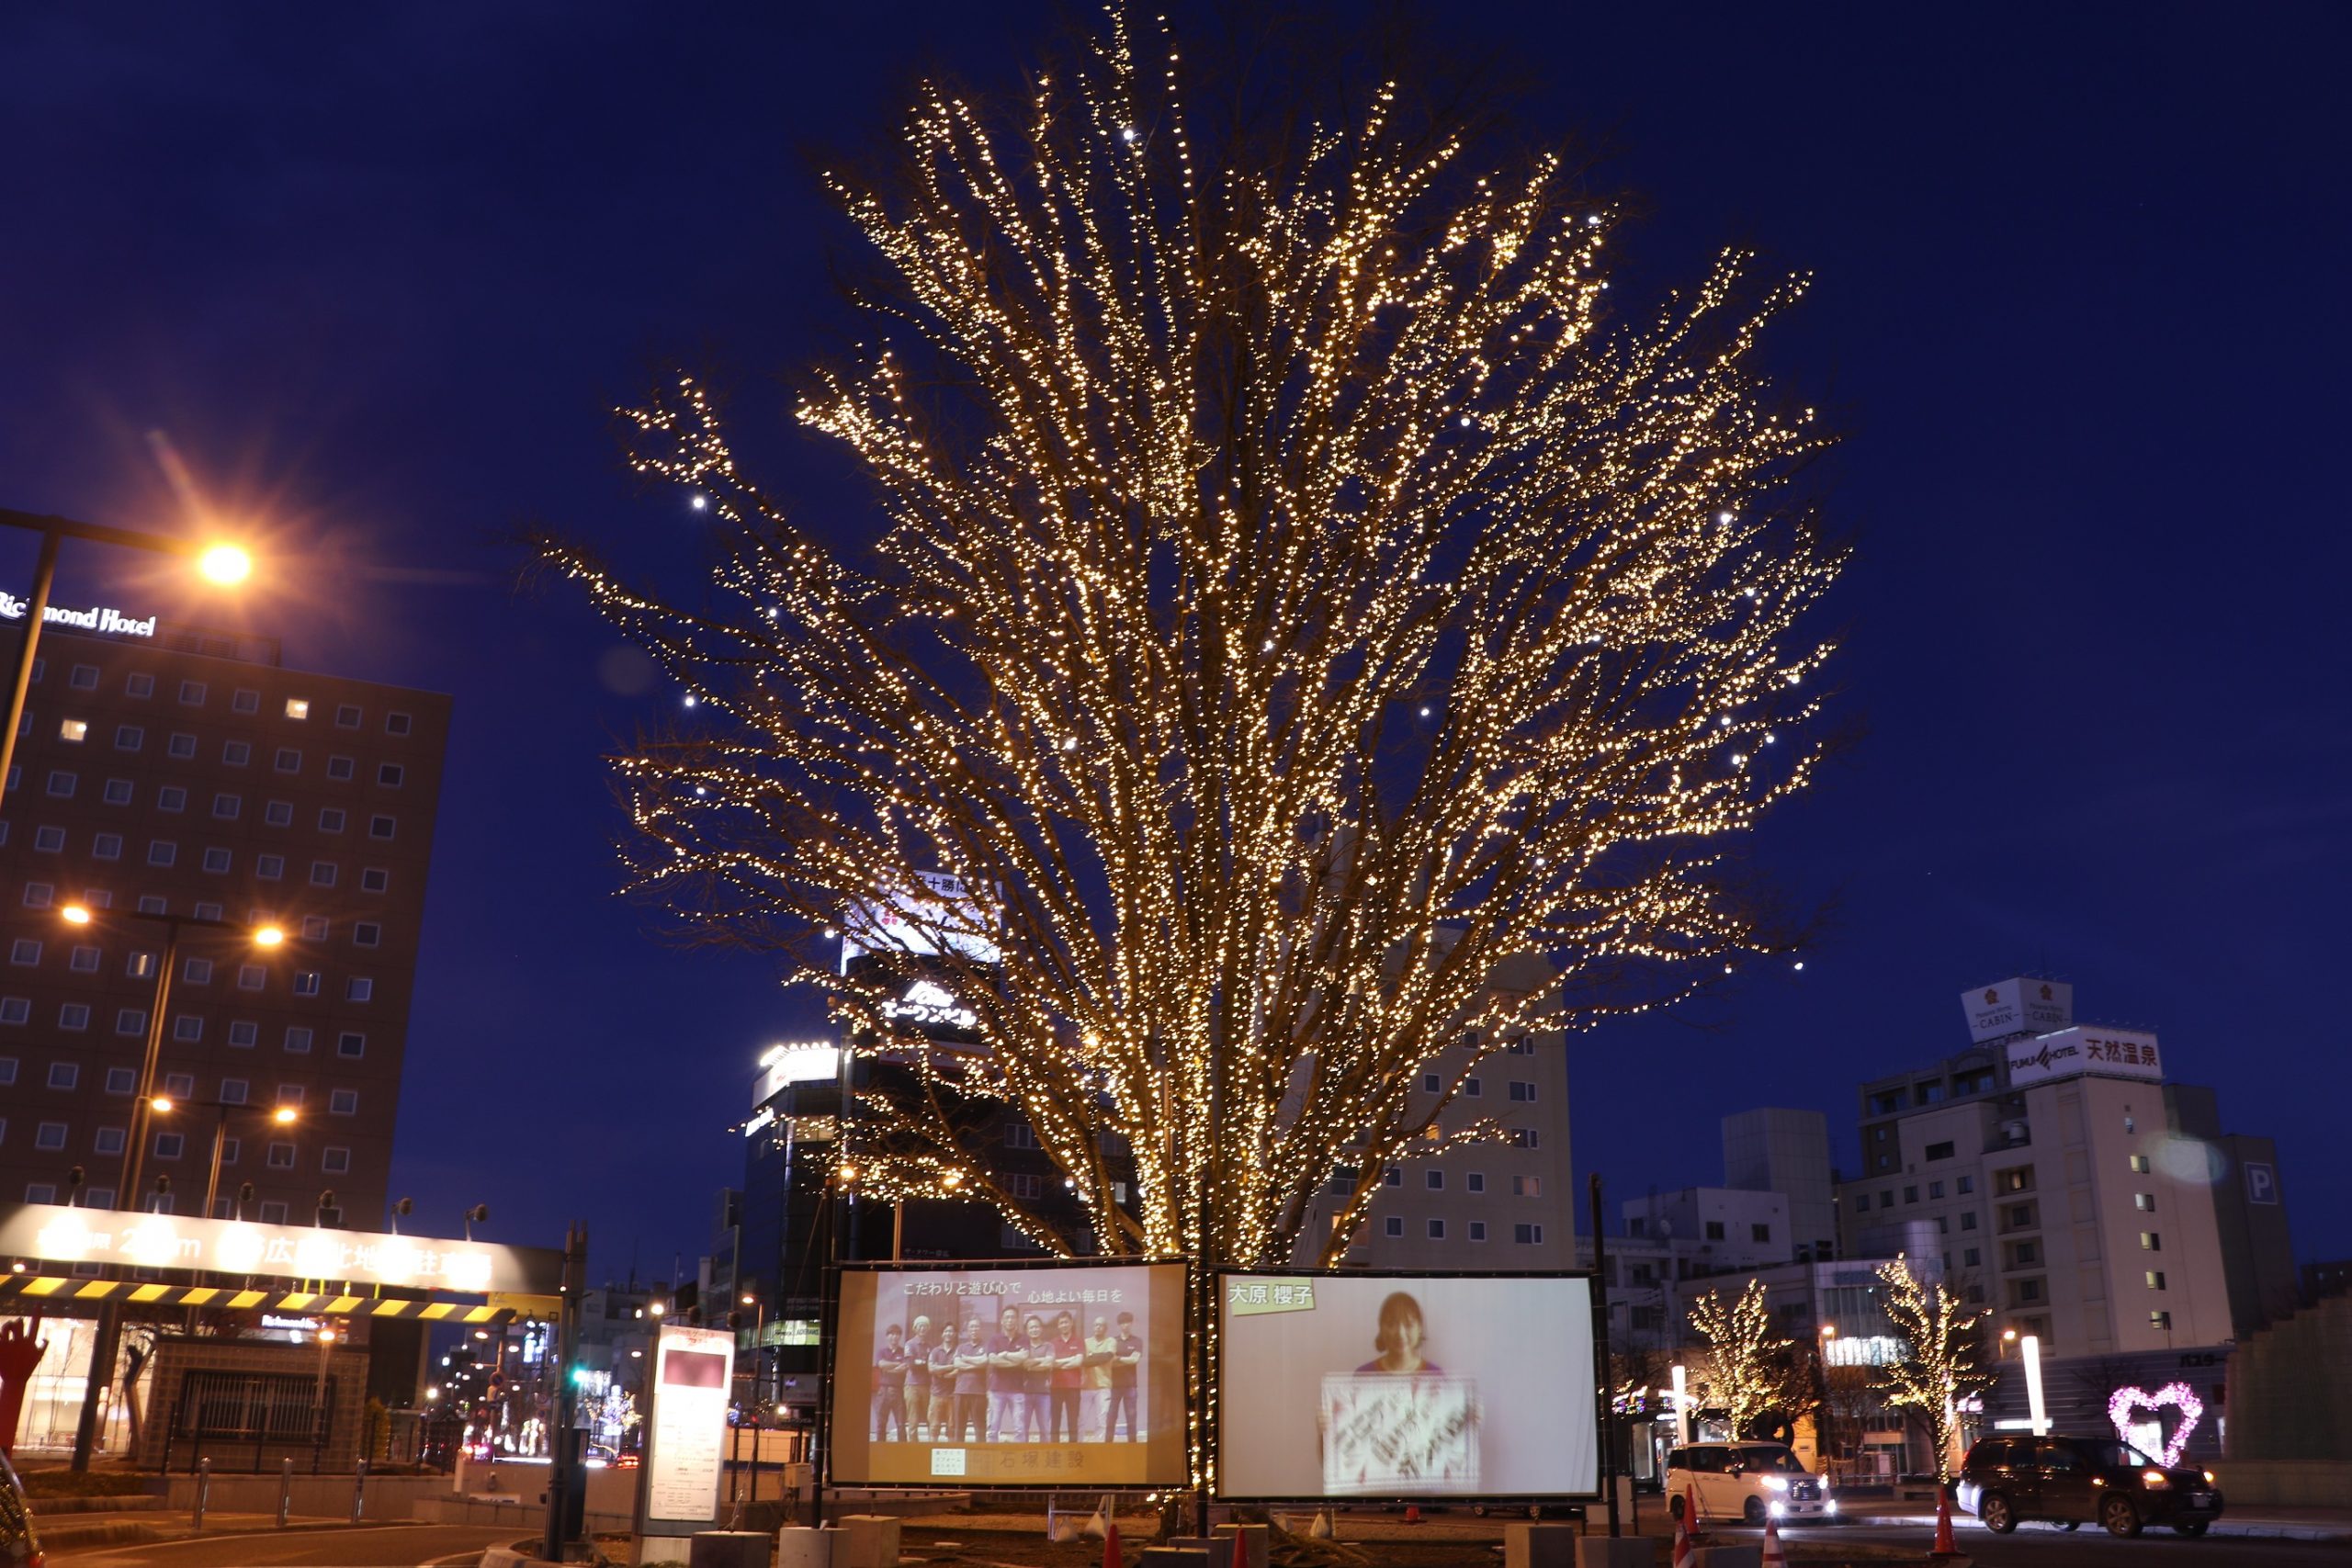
[2005,1024,2163,1089]
[0,591,156,638]
[0,1201,561,1296]
[1961,976,2073,1044]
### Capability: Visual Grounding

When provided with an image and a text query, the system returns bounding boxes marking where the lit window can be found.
[2130,1155,2150,1173]
[2150,1311,2172,1331]
[285,698,310,720]
[2146,1271,2166,1290]
[2141,1232,2161,1251]
[2134,1192,2156,1213]
[1513,1175,1542,1198]
[58,718,86,742]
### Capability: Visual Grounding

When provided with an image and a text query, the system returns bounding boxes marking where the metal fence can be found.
[164,1368,334,1472]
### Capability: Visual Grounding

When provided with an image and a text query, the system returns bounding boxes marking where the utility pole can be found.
[544,1223,585,1563]
[1590,1173,1621,1537]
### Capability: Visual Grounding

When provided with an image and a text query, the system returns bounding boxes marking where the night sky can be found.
[5,3,2347,1280]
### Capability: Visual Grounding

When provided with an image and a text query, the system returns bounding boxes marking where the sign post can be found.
[632,1323,736,1563]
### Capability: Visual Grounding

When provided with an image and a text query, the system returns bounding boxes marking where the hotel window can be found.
[228,1021,257,1047]
[1957,1174,1975,1194]
[1508,1079,1536,1101]
[157,785,187,811]
[126,671,153,697]
[309,862,336,887]
[1928,1179,1945,1198]
[1468,1221,1487,1242]
[1384,1216,1404,1238]
[103,779,132,805]
[217,1138,240,1169]
[319,807,345,832]
[182,957,212,984]
[285,697,310,720]
[201,848,232,874]
[277,1085,304,1107]
[69,664,98,690]
[69,946,99,973]
[220,1078,248,1103]
[95,1127,125,1156]
[1963,1247,1981,1267]
[0,1057,13,1082]
[301,917,328,940]
[1855,1193,1871,1212]
[114,724,142,750]
[1705,1219,1726,1240]
[255,855,284,880]
[2134,1192,2156,1213]
[237,964,265,990]
[1508,1128,1541,1148]
[2150,1311,2173,1331]
[1427,1218,1446,1240]
[1421,1071,1441,1092]
[45,770,75,797]
[20,883,51,908]
[1905,1185,1919,1203]
[167,733,197,759]
[57,1003,89,1032]
[353,922,380,948]
[368,815,396,840]
[361,868,389,893]
[1465,1171,1485,1193]
[0,998,25,1024]
[378,763,404,787]
[1752,1223,1772,1243]
[58,718,86,742]
[2141,1232,2161,1250]
[232,689,260,715]
[105,1067,134,1093]
[93,832,122,860]
[1384,1166,1401,1186]
[385,711,413,736]
[329,1089,358,1116]
[1513,1175,1543,1198]
[114,1009,145,1035]
[213,793,243,820]
[47,1062,77,1089]
[336,1032,366,1058]
[178,680,207,705]
[1425,1169,1444,1190]
[285,1026,313,1053]
[322,1146,352,1175]
[2130,1154,2151,1173]
[172,1015,203,1042]
[35,1123,68,1152]
[326,755,355,781]
[264,800,293,827]
[2146,1271,2166,1291]
[164,1071,194,1099]
[221,740,250,766]
[81,889,112,909]
[258,1201,288,1222]
[148,841,176,866]
[10,940,40,965]
[266,1143,296,1169]
[1513,1223,1544,1245]
[334,704,361,728]
[274,748,300,773]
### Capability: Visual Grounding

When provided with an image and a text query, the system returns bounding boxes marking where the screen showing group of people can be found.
[832,1261,1189,1485]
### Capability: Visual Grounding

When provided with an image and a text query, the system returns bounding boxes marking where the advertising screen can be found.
[1216,1271,1598,1500]
[832,1260,1188,1486]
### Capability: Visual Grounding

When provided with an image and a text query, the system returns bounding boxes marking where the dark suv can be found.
[1957,1435,2223,1538]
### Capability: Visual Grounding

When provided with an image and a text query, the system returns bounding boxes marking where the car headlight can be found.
[1768,1501,1786,1517]
[2203,1471,2216,1485]
[1761,1476,1789,1491]
[2142,1470,2171,1489]
[1826,1498,1838,1515]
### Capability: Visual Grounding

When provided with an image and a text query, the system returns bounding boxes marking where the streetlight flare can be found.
[61,905,91,925]
[198,544,254,584]
[151,1097,175,1113]
[253,925,286,947]
[273,1105,299,1124]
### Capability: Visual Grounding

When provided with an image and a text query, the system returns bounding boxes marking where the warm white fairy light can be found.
[1686,1280,1802,1441]
[538,8,1841,1277]
[1873,1256,1994,1483]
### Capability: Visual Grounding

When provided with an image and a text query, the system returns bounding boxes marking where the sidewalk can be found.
[1842,1499,2352,1543]
[31,1508,360,1552]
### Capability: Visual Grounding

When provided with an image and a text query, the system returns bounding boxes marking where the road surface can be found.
[50,1521,519,1568]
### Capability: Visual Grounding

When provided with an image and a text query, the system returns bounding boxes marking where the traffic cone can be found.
[1402,1503,1423,1526]
[1102,1522,1123,1568]
[1670,1506,1693,1568]
[1932,1488,1959,1556]
[1684,1481,1705,1534]
[1760,1512,1787,1567]
[1309,1510,1334,1540]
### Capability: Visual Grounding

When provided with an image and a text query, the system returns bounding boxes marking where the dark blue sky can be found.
[4,3,2346,1279]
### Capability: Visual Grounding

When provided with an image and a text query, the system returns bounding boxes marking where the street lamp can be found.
[0,507,255,808]
[144,1096,300,1220]
[61,901,292,1471]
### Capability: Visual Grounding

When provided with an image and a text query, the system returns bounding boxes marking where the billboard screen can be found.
[831,1259,1188,1487]
[1216,1271,1598,1500]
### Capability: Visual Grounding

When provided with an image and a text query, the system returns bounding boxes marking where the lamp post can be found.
[62,902,284,1471]
[148,1096,301,1221]
[0,507,251,806]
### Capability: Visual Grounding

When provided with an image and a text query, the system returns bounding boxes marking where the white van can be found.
[1665,1441,1835,1525]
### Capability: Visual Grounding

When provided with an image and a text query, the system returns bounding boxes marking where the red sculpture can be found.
[0,1313,48,1458]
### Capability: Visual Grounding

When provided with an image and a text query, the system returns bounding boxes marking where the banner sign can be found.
[0,1202,560,1295]
[2005,1025,2163,1088]
[645,1324,735,1528]
[1962,977,2073,1044]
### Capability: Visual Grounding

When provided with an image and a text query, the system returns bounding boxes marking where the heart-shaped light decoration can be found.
[2108,1382,2204,1468]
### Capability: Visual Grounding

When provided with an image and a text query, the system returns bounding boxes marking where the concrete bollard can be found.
[1504,1521,1578,1568]
[192,1457,211,1529]
[835,1514,901,1568]
[1211,1522,1269,1568]
[776,1526,843,1568]
[1573,1539,1650,1568]
[277,1457,294,1528]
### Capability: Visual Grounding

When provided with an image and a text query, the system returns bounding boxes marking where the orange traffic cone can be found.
[1102,1521,1123,1568]
[1402,1504,1424,1526]
[1684,1481,1705,1534]
[1670,1506,1693,1568]
[1760,1511,1787,1567]
[1932,1487,1959,1556]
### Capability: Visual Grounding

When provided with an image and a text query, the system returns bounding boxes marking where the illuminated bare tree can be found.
[540,10,1842,1268]
[1687,1280,1797,1440]
[1873,1257,1994,1482]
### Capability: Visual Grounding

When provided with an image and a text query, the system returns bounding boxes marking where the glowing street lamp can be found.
[145,1093,302,1221]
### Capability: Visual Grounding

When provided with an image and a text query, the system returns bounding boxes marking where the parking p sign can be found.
[2245,1161,2279,1205]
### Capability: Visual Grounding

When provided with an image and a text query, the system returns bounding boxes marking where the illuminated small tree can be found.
[540,10,1842,1267]
[1873,1256,1993,1481]
[1687,1280,1796,1440]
